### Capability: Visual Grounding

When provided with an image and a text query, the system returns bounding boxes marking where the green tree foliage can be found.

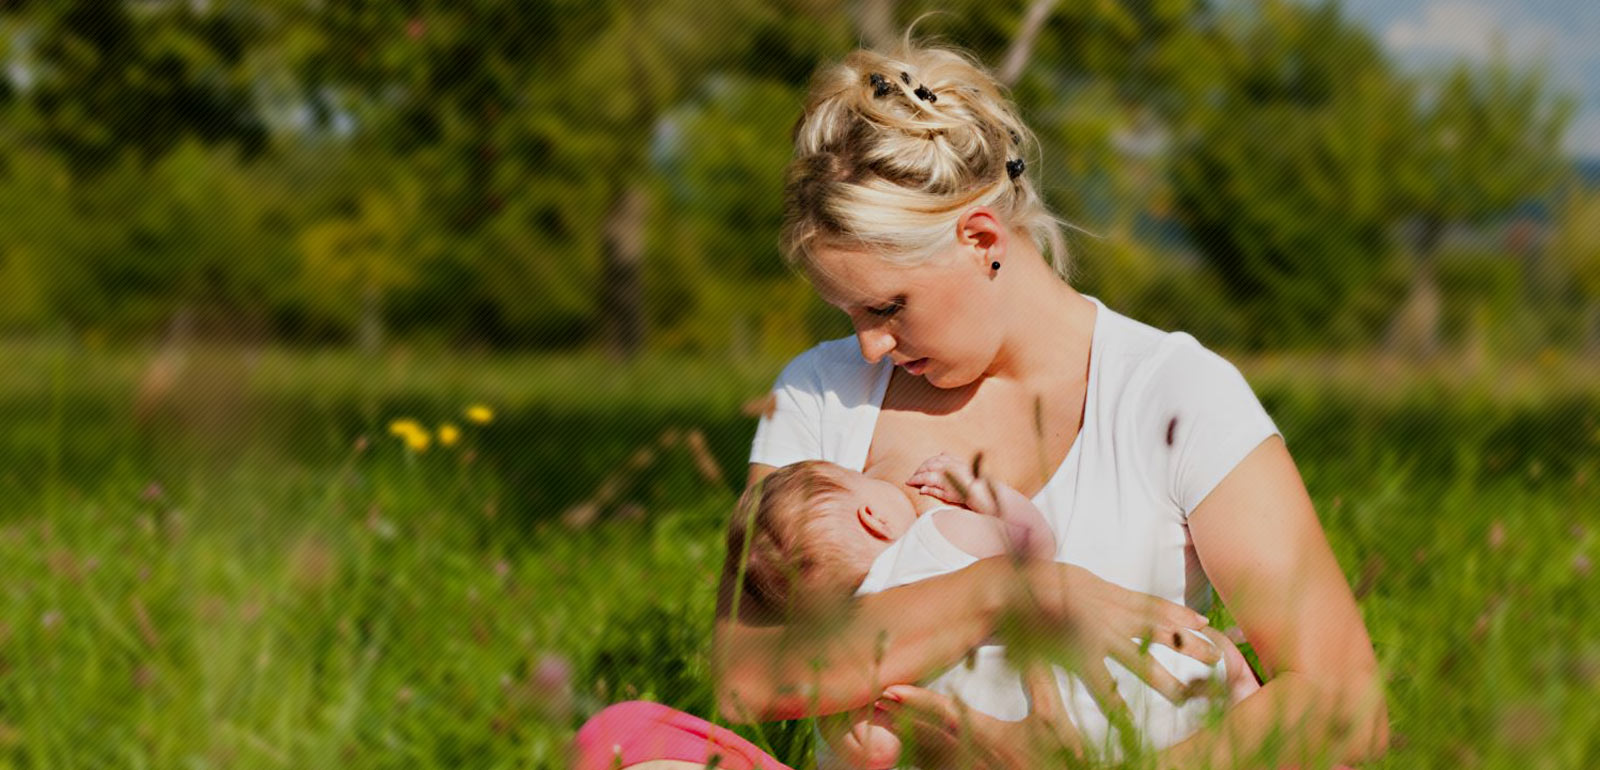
[1548,188,1600,348]
[0,139,299,337]
[1168,1,1419,348]
[1385,56,1574,354]
[14,0,266,171]
[0,0,1585,354]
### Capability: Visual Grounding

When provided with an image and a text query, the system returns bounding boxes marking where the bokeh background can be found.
[1,0,1597,767]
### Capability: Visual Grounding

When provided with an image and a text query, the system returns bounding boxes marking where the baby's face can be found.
[830,468,918,544]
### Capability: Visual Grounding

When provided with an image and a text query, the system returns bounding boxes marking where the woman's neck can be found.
[984,253,1094,385]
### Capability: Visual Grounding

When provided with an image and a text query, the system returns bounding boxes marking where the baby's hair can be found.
[781,34,1068,275]
[730,461,859,621]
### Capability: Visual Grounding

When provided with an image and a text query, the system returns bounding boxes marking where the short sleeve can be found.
[748,348,827,468]
[1141,335,1281,518]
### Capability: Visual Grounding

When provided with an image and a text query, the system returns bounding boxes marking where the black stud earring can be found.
[991,261,1001,271]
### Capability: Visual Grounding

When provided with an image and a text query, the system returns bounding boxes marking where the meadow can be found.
[1,340,1597,769]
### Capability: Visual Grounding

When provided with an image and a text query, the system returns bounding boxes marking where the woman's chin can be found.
[923,365,974,390]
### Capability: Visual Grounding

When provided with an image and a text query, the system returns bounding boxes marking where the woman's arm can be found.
[714,465,1012,722]
[1159,437,1389,768]
[715,468,1214,725]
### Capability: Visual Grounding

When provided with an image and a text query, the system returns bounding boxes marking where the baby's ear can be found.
[858,505,895,541]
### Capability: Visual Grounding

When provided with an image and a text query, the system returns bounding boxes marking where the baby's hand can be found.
[821,707,902,770]
[906,453,998,513]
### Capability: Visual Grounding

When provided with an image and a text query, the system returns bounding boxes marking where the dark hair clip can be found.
[900,71,912,85]
[1006,158,1026,180]
[869,73,894,98]
[913,85,937,103]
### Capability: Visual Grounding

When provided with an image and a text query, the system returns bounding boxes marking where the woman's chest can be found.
[862,376,1084,502]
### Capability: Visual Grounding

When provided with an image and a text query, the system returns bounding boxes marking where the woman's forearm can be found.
[713,558,1012,723]
[1156,670,1389,770]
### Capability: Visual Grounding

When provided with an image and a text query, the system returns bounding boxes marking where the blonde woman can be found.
[575,38,1387,770]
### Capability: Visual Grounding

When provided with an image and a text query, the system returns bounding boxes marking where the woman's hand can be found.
[1006,560,1217,713]
[877,663,1083,770]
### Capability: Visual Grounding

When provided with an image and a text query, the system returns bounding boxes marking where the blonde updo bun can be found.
[782,37,1068,276]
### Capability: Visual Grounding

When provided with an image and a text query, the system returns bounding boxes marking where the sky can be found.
[1335,0,1600,158]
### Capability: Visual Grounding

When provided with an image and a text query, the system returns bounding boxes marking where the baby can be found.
[736,454,1258,768]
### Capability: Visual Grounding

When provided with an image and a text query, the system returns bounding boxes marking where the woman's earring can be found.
[991,261,1001,272]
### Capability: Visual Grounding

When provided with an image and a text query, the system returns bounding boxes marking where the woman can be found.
[577,39,1387,770]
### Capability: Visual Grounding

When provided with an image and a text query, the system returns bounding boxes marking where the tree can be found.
[1385,56,1574,355]
[1168,0,1417,347]
[298,177,433,353]
[1547,188,1600,351]
[9,0,267,172]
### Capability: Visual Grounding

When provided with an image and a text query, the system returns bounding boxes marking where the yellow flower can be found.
[389,419,422,438]
[438,423,461,448]
[465,404,494,425]
[405,429,432,452]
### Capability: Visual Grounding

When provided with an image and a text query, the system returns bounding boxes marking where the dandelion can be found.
[405,429,432,453]
[389,418,423,438]
[465,404,494,425]
[438,423,461,448]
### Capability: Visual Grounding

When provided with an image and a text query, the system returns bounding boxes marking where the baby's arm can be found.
[907,453,1057,560]
[819,706,902,769]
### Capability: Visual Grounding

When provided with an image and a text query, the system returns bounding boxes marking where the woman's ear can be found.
[858,505,895,541]
[956,208,1006,271]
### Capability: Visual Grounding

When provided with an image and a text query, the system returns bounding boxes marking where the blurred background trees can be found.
[0,0,1589,357]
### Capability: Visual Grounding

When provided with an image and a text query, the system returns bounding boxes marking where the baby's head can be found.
[734,460,917,618]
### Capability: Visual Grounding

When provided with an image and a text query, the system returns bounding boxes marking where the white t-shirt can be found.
[851,510,1228,762]
[750,295,1281,611]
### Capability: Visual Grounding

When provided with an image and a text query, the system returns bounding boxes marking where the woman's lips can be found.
[899,358,929,375]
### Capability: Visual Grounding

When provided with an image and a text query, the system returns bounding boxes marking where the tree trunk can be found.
[998,0,1059,86]
[358,283,384,355]
[1385,216,1446,358]
[853,0,896,50]
[1585,303,1600,357]
[601,184,648,358]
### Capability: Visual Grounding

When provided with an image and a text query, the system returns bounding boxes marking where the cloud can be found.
[1383,1,1565,63]
[1377,0,1600,158]
[1567,112,1600,158]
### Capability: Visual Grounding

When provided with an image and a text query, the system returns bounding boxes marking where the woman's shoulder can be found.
[772,336,885,392]
[1092,299,1221,383]
[1092,299,1262,419]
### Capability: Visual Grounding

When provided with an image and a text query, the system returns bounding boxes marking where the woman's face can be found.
[806,238,1004,389]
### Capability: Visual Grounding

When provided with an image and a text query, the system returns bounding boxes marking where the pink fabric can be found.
[572,700,1360,770]
[572,701,794,770]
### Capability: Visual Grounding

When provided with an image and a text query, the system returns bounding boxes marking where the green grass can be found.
[1,342,1598,768]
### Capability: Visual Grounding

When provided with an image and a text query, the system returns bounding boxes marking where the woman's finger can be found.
[1020,664,1083,757]
[1020,663,1062,720]
[1170,626,1222,665]
[1076,660,1130,722]
[881,685,965,733]
[1108,638,1189,703]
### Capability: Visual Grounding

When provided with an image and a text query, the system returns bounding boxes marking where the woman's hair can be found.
[781,37,1068,275]
[728,461,861,621]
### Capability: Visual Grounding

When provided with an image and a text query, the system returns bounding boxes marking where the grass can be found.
[1,340,1598,768]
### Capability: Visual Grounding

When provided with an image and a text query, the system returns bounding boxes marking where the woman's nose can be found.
[857,327,896,364]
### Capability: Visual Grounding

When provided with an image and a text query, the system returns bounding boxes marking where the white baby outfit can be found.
[853,508,1226,762]
[750,296,1282,763]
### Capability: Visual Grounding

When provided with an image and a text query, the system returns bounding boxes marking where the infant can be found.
[737,454,1258,768]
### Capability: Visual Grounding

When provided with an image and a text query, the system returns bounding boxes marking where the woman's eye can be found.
[866,299,904,318]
